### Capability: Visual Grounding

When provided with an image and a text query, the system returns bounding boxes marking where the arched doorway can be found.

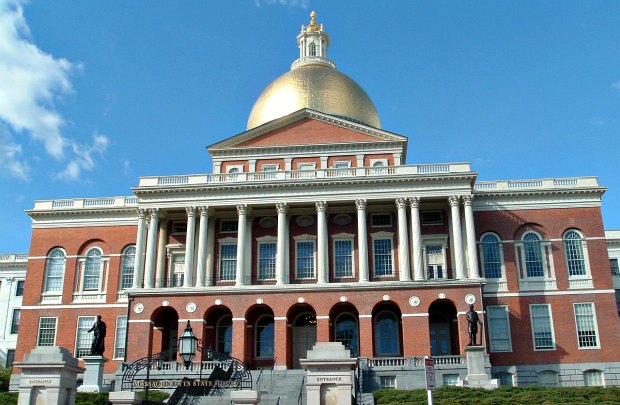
[204,306,233,356]
[428,300,458,355]
[329,303,359,357]
[246,305,275,369]
[151,306,179,361]
[372,302,402,357]
[288,304,317,368]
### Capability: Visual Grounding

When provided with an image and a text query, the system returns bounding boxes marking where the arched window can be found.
[374,311,400,356]
[44,248,66,293]
[563,230,587,277]
[372,161,385,167]
[481,233,502,279]
[255,315,274,359]
[216,316,233,355]
[120,246,136,289]
[523,232,544,277]
[538,370,559,387]
[228,167,240,173]
[584,369,604,386]
[83,248,102,291]
[334,313,359,357]
[308,42,317,56]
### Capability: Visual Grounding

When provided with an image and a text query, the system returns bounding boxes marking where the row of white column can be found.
[132,195,480,289]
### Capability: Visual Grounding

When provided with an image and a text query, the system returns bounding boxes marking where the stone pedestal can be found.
[109,391,143,404]
[14,346,85,405]
[300,342,357,405]
[77,355,109,392]
[457,346,498,389]
[230,390,261,404]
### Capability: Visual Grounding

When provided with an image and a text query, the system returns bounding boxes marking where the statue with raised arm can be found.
[466,304,483,346]
[88,315,107,356]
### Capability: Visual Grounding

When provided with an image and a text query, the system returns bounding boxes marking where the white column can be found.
[205,218,215,286]
[463,195,481,278]
[195,206,209,287]
[396,198,411,281]
[132,208,147,289]
[320,156,328,169]
[449,196,466,279]
[409,197,424,281]
[284,158,292,171]
[236,204,248,286]
[356,199,369,282]
[276,202,288,285]
[248,159,256,172]
[155,219,167,288]
[316,201,328,284]
[183,207,196,287]
[143,208,159,288]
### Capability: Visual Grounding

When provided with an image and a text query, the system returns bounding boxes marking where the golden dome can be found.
[247,64,381,130]
[246,12,381,130]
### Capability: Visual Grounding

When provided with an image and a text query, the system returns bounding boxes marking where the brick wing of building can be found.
[13,12,620,391]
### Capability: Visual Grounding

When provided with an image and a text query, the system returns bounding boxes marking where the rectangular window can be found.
[334,240,354,278]
[15,280,24,296]
[530,304,555,350]
[421,211,443,225]
[574,302,599,348]
[373,238,393,276]
[221,220,238,233]
[616,290,620,317]
[37,317,58,346]
[298,163,315,170]
[296,241,315,279]
[258,242,276,280]
[171,221,187,235]
[371,213,392,227]
[611,258,620,276]
[76,316,97,357]
[114,315,127,359]
[261,164,278,171]
[172,255,185,287]
[219,244,237,281]
[10,309,20,334]
[333,161,351,169]
[5,349,15,368]
[379,376,396,389]
[442,374,459,387]
[487,306,512,352]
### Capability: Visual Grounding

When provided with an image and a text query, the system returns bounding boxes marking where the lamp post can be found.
[178,320,198,369]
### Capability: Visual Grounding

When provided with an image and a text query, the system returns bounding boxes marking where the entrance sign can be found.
[424,357,436,390]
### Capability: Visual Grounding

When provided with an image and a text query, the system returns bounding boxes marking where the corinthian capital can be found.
[198,206,210,216]
[355,199,367,211]
[276,202,288,214]
[315,201,328,212]
[448,196,461,207]
[462,195,474,206]
[148,208,159,219]
[236,204,248,216]
[408,197,420,208]
[185,206,196,217]
[395,197,407,209]
[137,208,147,219]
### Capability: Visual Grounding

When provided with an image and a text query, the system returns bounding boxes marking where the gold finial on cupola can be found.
[307,11,320,32]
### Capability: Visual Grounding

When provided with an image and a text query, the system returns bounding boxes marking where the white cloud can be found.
[123,159,131,175]
[255,0,309,8]
[56,133,109,181]
[0,125,29,180]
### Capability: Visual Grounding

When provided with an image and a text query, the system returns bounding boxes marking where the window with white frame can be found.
[10,309,20,334]
[480,233,503,279]
[426,245,445,279]
[308,42,317,56]
[371,159,388,167]
[16,280,24,296]
[296,240,315,279]
[487,306,512,352]
[114,315,127,359]
[44,248,66,293]
[380,376,396,389]
[120,246,135,289]
[530,304,555,350]
[442,374,459,387]
[75,316,97,357]
[219,243,237,281]
[373,237,394,277]
[573,302,599,348]
[523,232,545,277]
[371,213,392,227]
[584,370,604,386]
[333,161,351,169]
[537,371,559,387]
[492,372,514,386]
[171,254,185,287]
[298,162,316,170]
[221,219,238,233]
[258,242,276,280]
[261,164,278,172]
[563,230,588,277]
[611,258,620,275]
[333,238,354,278]
[82,248,103,291]
[37,317,57,346]
[226,165,243,174]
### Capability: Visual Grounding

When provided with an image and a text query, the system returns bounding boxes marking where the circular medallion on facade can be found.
[215,299,223,306]
[259,217,277,228]
[340,296,348,302]
[465,294,476,305]
[333,214,352,226]
[296,215,315,227]
[186,302,197,313]
[298,297,305,303]
[383,295,390,301]
[134,303,144,314]
[256,298,264,304]
[409,296,421,307]
[438,293,446,299]
[162,300,170,307]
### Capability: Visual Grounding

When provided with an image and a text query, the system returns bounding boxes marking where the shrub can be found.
[0,368,11,392]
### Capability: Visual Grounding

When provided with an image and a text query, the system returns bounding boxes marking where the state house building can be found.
[13,13,620,391]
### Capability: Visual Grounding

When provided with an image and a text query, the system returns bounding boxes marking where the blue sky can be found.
[0,1,619,253]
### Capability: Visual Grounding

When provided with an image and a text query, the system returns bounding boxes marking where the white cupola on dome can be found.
[291,11,335,70]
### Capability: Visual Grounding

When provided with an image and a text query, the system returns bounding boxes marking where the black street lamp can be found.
[178,320,198,369]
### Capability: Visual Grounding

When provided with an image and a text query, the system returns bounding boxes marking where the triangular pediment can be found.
[208,109,407,152]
